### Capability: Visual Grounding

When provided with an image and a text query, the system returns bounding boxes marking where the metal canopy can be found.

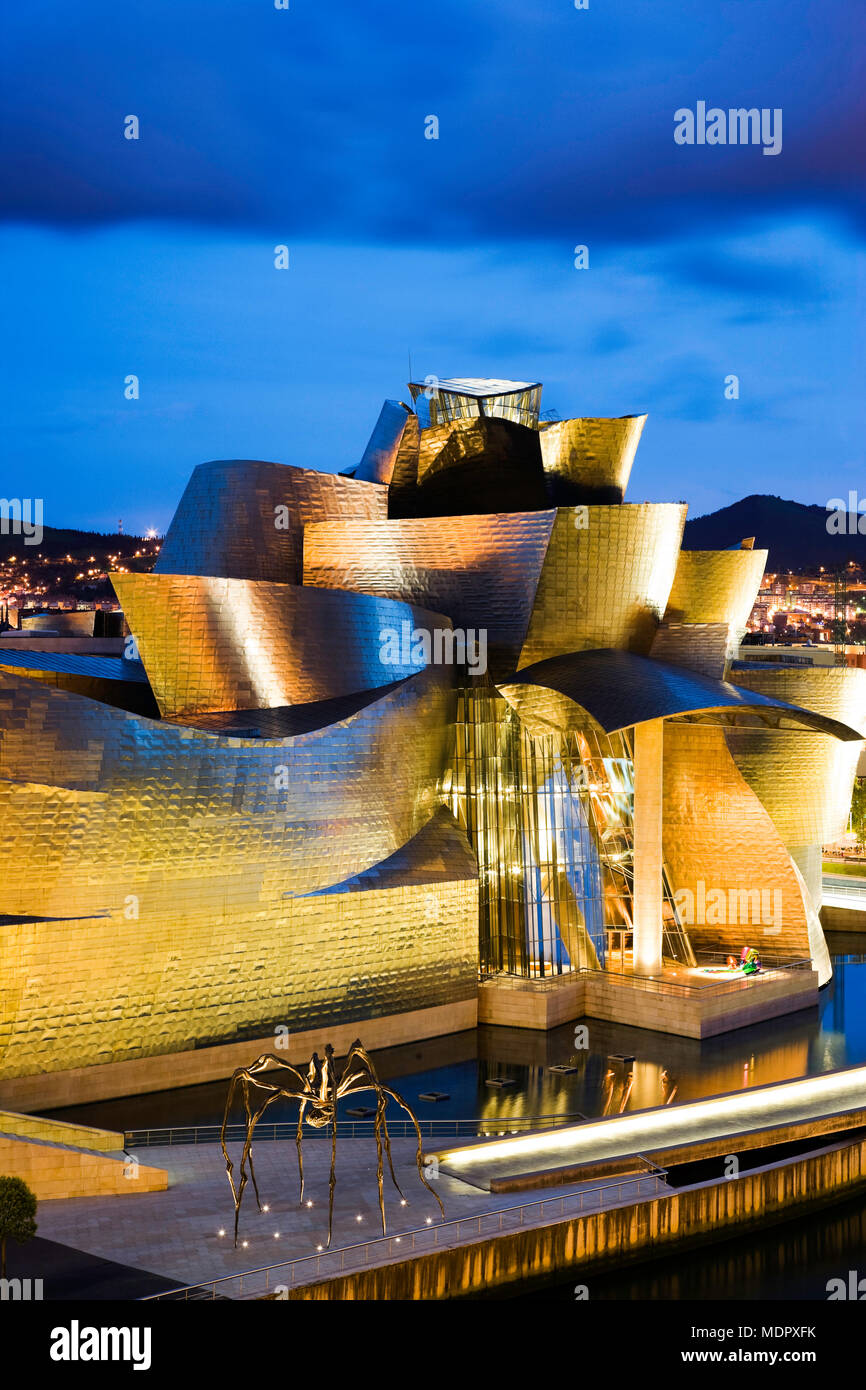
[408,377,540,398]
[505,648,864,740]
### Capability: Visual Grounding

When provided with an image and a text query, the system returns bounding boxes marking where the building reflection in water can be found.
[514,1191,866,1301]
[46,945,866,1136]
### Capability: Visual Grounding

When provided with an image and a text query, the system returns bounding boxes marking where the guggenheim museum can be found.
[1,376,864,1107]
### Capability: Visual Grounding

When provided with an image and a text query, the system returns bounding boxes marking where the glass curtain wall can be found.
[449,683,694,977]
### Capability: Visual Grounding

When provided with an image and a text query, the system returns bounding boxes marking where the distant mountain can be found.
[0,524,148,558]
[3,500,864,577]
[682,495,866,573]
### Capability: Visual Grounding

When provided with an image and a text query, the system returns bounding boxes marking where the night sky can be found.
[2,1,864,532]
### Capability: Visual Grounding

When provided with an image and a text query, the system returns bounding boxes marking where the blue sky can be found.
[1,0,863,532]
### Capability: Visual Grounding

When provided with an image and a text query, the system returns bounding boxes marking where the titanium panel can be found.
[665,547,768,656]
[518,505,687,666]
[0,805,478,1077]
[662,721,829,981]
[538,415,647,504]
[0,665,454,912]
[154,459,387,584]
[354,400,414,486]
[389,417,548,519]
[499,649,862,739]
[725,666,866,849]
[112,572,450,717]
[303,511,557,677]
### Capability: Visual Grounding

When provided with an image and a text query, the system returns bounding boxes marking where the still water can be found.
[51,936,866,1134]
[48,936,866,1299]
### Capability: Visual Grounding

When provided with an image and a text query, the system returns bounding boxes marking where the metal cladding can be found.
[112,571,449,717]
[665,547,768,629]
[0,663,477,1076]
[0,665,457,907]
[354,400,414,485]
[538,414,647,504]
[662,721,832,985]
[659,546,769,676]
[725,666,866,882]
[517,504,687,666]
[498,649,863,740]
[1,372,859,1078]
[389,416,549,519]
[304,511,558,677]
[649,622,734,680]
[154,458,387,583]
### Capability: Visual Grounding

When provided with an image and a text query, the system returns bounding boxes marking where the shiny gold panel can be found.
[662,721,829,981]
[665,548,768,626]
[112,572,449,717]
[518,504,686,667]
[0,665,453,914]
[725,667,866,849]
[538,415,647,502]
[154,458,387,584]
[0,807,478,1078]
[303,511,557,676]
[354,400,415,485]
[388,416,548,517]
[650,622,733,679]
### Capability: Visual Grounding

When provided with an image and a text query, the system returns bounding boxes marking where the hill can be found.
[682,494,866,573]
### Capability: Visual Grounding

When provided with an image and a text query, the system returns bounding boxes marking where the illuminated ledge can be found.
[435,1062,866,1191]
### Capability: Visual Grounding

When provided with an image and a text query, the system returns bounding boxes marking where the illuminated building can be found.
[1,376,864,1096]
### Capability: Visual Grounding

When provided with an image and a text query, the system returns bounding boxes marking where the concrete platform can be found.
[32,1134,595,1295]
[478,963,818,1038]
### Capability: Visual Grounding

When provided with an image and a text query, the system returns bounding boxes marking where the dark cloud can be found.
[2,0,863,254]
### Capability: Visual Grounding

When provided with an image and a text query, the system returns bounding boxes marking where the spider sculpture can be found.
[220,1038,444,1247]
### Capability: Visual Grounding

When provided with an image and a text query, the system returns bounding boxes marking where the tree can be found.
[0,1175,38,1278]
[850,777,866,845]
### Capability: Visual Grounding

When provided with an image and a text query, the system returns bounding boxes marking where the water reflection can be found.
[512,1190,866,1301]
[47,938,866,1133]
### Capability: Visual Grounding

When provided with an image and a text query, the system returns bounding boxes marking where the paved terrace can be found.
[437,1063,866,1188]
[32,1064,866,1298]
[33,1133,654,1297]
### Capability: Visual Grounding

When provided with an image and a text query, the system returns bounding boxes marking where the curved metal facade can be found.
[538,414,647,504]
[518,504,687,666]
[1,372,859,1078]
[304,511,557,677]
[154,458,387,584]
[662,721,831,983]
[0,665,478,1076]
[112,572,448,717]
[725,666,866,854]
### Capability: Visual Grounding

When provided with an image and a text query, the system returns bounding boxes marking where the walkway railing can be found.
[125,1113,586,1150]
[140,1166,668,1301]
[823,875,866,902]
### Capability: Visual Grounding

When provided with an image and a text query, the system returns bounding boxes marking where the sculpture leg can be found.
[296,1100,306,1205]
[382,1086,445,1219]
[374,1100,386,1235]
[378,1094,406,1201]
[327,1115,337,1249]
